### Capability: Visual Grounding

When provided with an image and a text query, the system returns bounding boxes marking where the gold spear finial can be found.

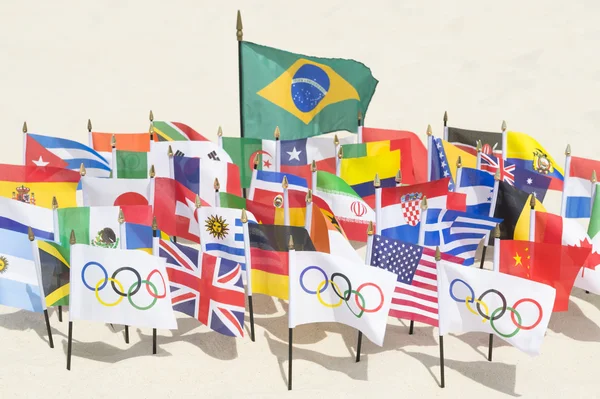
[236,10,243,41]
[87,119,92,133]
[282,175,289,189]
[241,209,248,223]
[443,111,448,124]
[457,156,462,169]
[274,126,280,139]
[253,155,259,169]
[501,120,507,132]
[310,160,317,172]
[79,163,86,176]
[435,246,441,261]
[530,194,536,209]
[149,110,154,122]
[111,134,116,148]
[28,226,34,241]
[374,173,381,188]
[118,208,125,224]
[395,169,402,185]
[426,124,432,136]
[195,194,202,208]
[476,140,482,153]
[337,146,344,159]
[420,196,428,210]
[167,145,173,157]
[69,230,76,245]
[494,224,501,238]
[22,121,28,133]
[217,126,223,137]
[149,123,154,140]
[367,221,374,236]
[149,164,155,178]
[334,134,340,146]
[565,144,572,156]
[52,196,58,210]
[305,189,313,203]
[494,169,501,181]
[358,109,362,123]
[592,170,597,184]
[152,216,157,231]
[214,178,220,191]
[288,234,294,250]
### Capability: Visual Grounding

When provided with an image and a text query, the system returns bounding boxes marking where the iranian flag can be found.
[81,176,153,207]
[314,171,375,242]
[56,206,122,248]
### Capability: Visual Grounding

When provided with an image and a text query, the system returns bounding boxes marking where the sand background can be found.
[1,1,600,397]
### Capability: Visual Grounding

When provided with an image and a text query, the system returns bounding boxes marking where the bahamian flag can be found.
[240,42,378,140]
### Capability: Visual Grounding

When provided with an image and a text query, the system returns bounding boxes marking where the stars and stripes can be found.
[433,138,455,190]
[480,153,515,185]
[160,239,246,337]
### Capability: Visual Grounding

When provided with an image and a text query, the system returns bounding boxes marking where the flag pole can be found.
[149,110,154,142]
[87,119,93,152]
[310,160,317,193]
[22,121,27,165]
[305,190,313,232]
[590,170,597,217]
[52,196,63,322]
[236,10,245,139]
[529,195,537,241]
[476,140,482,170]
[560,144,572,217]
[241,209,255,341]
[501,120,507,161]
[282,176,290,226]
[287,234,295,391]
[443,111,448,141]
[357,110,363,144]
[479,169,501,269]
[274,127,281,173]
[356,221,374,362]
[413,196,429,334]
[217,126,223,149]
[374,174,381,237]
[426,125,433,182]
[29,226,54,349]
[455,157,463,192]
[488,224,502,362]
[66,230,76,370]
[395,169,402,187]
[111,135,117,178]
[335,137,342,177]
[435,246,445,388]
[151,216,158,353]
[117,209,130,344]
[214,178,221,207]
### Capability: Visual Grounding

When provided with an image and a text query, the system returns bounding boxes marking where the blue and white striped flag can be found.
[249,169,308,199]
[424,209,501,266]
[456,167,495,216]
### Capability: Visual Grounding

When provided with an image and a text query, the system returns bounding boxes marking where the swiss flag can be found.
[153,177,209,243]
[25,135,68,168]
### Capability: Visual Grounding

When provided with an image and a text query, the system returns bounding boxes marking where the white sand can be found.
[1,1,600,397]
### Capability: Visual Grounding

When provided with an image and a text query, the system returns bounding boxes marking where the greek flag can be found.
[456,167,495,216]
[424,209,501,266]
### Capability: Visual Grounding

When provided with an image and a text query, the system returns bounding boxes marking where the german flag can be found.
[493,181,546,241]
[249,224,315,300]
[37,240,70,306]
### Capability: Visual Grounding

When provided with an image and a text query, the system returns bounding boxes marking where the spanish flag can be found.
[0,165,80,209]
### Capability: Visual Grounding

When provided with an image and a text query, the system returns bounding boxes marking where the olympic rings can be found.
[299,265,385,318]
[449,278,543,337]
[81,261,167,310]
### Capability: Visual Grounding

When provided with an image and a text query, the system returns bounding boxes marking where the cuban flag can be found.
[455,167,495,216]
[423,208,502,266]
[25,133,111,177]
[248,169,308,200]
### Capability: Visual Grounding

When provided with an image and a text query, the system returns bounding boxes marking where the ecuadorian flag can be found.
[241,42,378,140]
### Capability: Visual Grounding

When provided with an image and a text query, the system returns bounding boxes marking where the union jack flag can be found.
[480,153,515,185]
[159,239,246,337]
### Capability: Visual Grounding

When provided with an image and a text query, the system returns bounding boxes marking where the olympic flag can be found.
[437,262,556,356]
[69,244,177,330]
[289,251,397,346]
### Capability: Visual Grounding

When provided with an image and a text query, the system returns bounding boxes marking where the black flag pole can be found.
[51,196,63,323]
[29,227,55,348]
[356,221,375,362]
[117,208,130,345]
[152,216,158,354]
[435,246,445,388]
[241,209,256,342]
[487,224,502,362]
[236,10,249,200]
[66,230,76,370]
[287,235,295,391]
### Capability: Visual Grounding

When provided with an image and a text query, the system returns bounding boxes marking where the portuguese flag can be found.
[240,42,378,140]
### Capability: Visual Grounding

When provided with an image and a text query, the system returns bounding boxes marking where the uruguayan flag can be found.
[424,209,501,266]
[248,169,308,199]
[456,167,495,216]
[28,133,111,177]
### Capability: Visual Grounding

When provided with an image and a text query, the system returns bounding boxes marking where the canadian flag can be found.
[154,177,209,243]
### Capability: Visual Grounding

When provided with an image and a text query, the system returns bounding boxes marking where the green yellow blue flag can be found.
[240,42,378,140]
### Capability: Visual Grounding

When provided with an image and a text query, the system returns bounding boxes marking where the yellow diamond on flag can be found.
[257,59,361,125]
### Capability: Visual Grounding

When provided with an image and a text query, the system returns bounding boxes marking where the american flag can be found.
[369,235,441,327]
[480,153,515,185]
[159,239,246,337]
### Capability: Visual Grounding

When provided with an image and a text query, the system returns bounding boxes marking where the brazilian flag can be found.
[38,240,70,306]
[241,42,378,140]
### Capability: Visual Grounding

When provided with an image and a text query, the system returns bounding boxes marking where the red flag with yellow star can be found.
[499,240,591,312]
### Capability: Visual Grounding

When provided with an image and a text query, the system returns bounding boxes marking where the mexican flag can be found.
[56,206,122,248]
[314,170,375,242]
[113,150,148,179]
[221,137,276,189]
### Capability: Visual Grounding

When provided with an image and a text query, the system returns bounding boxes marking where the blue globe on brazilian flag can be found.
[241,42,378,140]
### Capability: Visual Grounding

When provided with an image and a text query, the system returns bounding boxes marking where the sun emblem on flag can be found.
[205,215,229,240]
[91,228,119,249]
[0,256,8,274]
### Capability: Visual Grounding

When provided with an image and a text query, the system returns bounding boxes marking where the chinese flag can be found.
[500,240,591,312]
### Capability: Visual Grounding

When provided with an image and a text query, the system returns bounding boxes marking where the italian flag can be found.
[56,206,122,248]
[314,171,375,242]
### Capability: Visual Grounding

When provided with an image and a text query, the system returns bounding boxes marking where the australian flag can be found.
[513,167,551,203]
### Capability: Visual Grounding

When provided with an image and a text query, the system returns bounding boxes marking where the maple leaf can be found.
[572,238,600,270]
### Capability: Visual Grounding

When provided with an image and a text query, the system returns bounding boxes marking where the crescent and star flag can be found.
[248,224,315,300]
[289,251,396,346]
[438,261,555,356]
[25,133,111,177]
[563,156,600,218]
[446,126,503,157]
[499,240,591,312]
[150,141,232,178]
[369,235,465,327]
[81,176,153,207]
[70,244,177,329]
[152,121,209,142]
[56,206,122,248]
[0,229,45,313]
[0,196,54,241]
[430,137,477,191]
[38,240,70,306]
[240,41,378,140]
[221,137,277,189]
[90,131,150,166]
[493,181,546,240]
[455,167,495,216]
[159,239,246,337]
[362,128,428,184]
[0,164,80,209]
